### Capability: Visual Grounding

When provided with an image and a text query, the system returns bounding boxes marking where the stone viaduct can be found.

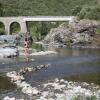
[0,16,75,35]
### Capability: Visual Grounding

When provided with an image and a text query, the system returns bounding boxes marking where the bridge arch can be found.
[10,21,21,35]
[0,21,5,35]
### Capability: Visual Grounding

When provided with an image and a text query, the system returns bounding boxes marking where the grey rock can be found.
[43,19,100,48]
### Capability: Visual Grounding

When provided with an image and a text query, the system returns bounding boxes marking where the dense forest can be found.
[0,0,100,38]
[0,0,100,20]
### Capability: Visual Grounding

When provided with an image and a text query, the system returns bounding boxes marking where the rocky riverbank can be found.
[43,19,100,48]
[1,48,100,100]
[3,74,100,100]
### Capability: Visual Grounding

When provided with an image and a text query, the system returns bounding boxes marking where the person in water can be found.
[24,33,30,62]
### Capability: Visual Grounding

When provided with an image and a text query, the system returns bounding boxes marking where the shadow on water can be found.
[0,75,16,90]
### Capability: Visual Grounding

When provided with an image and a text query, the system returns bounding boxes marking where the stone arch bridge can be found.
[0,16,75,35]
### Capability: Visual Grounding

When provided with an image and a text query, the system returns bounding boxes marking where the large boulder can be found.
[43,23,71,46]
[70,20,100,47]
[43,19,100,48]
[71,19,100,34]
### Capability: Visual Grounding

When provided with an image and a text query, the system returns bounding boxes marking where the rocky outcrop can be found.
[43,19,100,48]
[43,23,71,47]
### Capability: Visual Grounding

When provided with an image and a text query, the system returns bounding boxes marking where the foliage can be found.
[87,96,96,100]
[0,22,4,29]
[96,28,100,34]
[84,5,100,20]
[72,95,96,100]
[10,22,20,34]
[77,5,100,20]
[0,0,98,16]
[72,95,83,100]
[72,6,82,16]
[0,22,5,35]
[27,22,62,41]
[0,28,5,35]
[0,2,3,16]
[31,43,44,51]
[77,7,92,19]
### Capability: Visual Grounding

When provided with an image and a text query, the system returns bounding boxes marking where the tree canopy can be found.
[0,0,98,16]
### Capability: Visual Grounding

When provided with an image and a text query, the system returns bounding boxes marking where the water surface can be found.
[0,48,100,82]
[0,48,100,99]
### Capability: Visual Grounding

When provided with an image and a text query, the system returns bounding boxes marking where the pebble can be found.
[5,64,100,100]
[5,64,50,99]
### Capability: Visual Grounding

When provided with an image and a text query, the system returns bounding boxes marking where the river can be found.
[0,47,100,99]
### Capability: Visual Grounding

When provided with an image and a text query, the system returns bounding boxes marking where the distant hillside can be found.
[0,0,98,16]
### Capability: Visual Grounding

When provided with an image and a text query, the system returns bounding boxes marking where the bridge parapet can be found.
[23,16,75,21]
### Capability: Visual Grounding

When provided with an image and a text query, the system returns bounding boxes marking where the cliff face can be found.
[44,20,100,48]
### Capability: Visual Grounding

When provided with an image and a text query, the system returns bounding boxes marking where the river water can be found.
[0,48,100,99]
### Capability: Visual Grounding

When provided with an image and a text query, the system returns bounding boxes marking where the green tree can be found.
[26,21,63,41]
[10,22,20,34]
[72,6,82,16]
[77,5,100,20]
[0,22,5,35]
[77,6,91,19]
[0,2,3,16]
[0,28,5,35]
[84,5,100,20]
[0,0,97,16]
